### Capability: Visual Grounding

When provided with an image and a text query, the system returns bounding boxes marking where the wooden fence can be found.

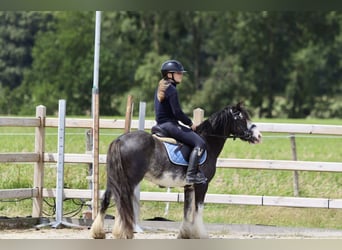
[1,105,342,218]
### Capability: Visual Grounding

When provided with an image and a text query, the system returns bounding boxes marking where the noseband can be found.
[237,123,256,141]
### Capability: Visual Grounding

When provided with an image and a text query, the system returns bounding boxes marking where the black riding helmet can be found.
[160,60,187,79]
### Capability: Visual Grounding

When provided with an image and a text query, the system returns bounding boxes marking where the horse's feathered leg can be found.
[178,185,196,238]
[184,185,195,222]
[90,189,111,239]
[178,184,209,239]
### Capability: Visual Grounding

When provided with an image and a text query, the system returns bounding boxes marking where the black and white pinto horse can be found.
[90,103,262,239]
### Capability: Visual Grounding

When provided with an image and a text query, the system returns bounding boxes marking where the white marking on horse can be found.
[248,122,262,144]
[145,171,186,188]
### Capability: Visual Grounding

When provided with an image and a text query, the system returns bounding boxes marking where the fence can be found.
[0,104,342,219]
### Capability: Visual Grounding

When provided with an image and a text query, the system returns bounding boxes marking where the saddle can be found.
[151,125,207,166]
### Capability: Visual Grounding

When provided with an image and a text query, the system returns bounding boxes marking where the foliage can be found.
[0,11,341,118]
[19,12,94,115]
[191,55,253,113]
[0,12,54,114]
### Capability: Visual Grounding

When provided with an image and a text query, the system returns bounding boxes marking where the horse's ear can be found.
[237,101,245,110]
[236,101,251,120]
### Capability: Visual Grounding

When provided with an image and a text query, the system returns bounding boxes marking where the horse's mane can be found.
[196,103,250,137]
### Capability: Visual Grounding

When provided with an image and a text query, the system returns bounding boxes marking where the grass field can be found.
[0,117,341,229]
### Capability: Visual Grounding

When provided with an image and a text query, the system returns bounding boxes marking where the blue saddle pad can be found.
[163,142,207,167]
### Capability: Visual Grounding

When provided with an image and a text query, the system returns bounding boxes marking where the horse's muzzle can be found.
[248,124,262,144]
[244,124,262,144]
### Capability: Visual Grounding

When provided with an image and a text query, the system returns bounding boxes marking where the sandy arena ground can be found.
[1,220,342,239]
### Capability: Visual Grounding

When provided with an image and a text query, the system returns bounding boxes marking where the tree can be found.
[19,12,95,115]
[2,11,341,118]
[192,55,253,114]
[286,12,341,118]
[0,11,54,114]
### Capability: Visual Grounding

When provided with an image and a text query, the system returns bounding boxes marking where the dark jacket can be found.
[154,79,192,126]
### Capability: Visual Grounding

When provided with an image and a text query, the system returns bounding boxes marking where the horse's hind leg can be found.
[90,189,111,239]
[112,210,134,239]
[111,191,135,239]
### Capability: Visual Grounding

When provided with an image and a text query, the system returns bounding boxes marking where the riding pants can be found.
[159,121,206,153]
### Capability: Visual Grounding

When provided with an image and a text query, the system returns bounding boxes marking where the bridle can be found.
[208,108,256,141]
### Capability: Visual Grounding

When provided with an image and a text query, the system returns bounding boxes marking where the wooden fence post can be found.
[32,105,46,217]
[193,108,204,125]
[82,129,93,219]
[92,87,100,220]
[290,134,300,197]
[124,95,134,133]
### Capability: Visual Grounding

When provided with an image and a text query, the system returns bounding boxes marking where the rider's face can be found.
[173,72,183,83]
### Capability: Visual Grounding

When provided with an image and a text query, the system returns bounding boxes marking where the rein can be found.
[208,124,256,141]
[208,134,239,140]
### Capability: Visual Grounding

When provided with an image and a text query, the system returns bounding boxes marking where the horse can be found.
[90,102,262,239]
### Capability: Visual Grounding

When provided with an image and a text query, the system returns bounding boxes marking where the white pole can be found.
[164,187,171,216]
[53,99,66,228]
[36,100,84,229]
[91,11,101,219]
[133,102,146,233]
[93,11,101,90]
[138,102,146,131]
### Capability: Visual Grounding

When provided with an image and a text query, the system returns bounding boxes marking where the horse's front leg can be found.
[178,184,209,239]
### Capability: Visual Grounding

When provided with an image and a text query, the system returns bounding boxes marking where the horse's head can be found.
[228,103,262,144]
[197,103,262,144]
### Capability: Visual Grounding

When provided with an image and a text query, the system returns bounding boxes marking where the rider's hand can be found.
[191,123,197,131]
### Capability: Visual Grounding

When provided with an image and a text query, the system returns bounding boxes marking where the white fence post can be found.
[52,99,67,228]
[133,101,146,233]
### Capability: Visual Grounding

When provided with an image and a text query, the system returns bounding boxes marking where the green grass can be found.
[0,117,341,229]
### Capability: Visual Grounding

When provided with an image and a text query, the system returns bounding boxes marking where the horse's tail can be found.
[90,138,135,239]
[106,138,135,238]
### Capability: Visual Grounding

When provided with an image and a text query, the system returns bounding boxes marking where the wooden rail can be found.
[0,153,39,163]
[43,118,342,135]
[40,153,342,173]
[256,123,342,135]
[0,117,40,127]
[41,189,342,209]
[1,105,342,216]
[0,188,38,199]
[2,153,340,173]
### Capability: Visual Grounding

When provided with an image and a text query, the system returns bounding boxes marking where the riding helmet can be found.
[161,60,187,78]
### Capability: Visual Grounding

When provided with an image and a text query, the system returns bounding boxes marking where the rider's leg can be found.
[186,146,207,184]
[159,122,207,184]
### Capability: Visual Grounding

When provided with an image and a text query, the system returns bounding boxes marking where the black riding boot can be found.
[186,147,207,184]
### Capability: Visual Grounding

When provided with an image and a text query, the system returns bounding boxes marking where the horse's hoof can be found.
[90,231,106,239]
[113,234,134,239]
[177,232,190,239]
